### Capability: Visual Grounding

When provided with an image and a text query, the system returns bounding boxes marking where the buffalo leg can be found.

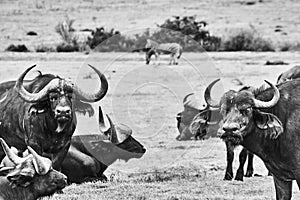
[235,147,248,181]
[52,143,71,170]
[245,151,254,177]
[273,175,292,200]
[224,141,234,180]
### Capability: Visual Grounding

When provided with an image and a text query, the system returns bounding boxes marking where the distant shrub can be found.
[279,42,300,51]
[55,15,76,44]
[35,44,56,52]
[50,16,280,53]
[86,16,221,52]
[87,27,121,49]
[5,44,29,52]
[157,16,222,51]
[56,43,79,52]
[223,28,274,51]
[55,16,83,52]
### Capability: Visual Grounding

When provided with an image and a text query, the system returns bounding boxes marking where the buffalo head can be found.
[98,106,146,160]
[0,138,67,197]
[176,84,220,141]
[204,79,283,146]
[14,64,108,133]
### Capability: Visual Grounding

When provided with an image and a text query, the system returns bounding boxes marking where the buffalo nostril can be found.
[223,127,229,132]
[232,127,238,132]
[223,127,239,132]
[56,107,71,116]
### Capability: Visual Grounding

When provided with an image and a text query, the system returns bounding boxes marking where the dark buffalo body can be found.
[277,65,300,84]
[62,133,146,183]
[179,87,256,181]
[61,109,146,183]
[208,79,300,199]
[0,65,108,169]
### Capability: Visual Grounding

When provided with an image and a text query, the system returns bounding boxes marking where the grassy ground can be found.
[1,52,300,199]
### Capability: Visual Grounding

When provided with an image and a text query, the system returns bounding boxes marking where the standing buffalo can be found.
[206,78,300,199]
[177,82,256,181]
[61,107,146,183]
[0,138,67,200]
[277,65,300,84]
[0,65,108,169]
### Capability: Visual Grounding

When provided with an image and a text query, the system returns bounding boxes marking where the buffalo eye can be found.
[49,93,59,102]
[240,107,252,115]
[66,93,73,99]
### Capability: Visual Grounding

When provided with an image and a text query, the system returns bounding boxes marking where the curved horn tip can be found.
[0,138,7,150]
[264,80,273,86]
[183,93,194,103]
[204,78,221,108]
[253,80,280,108]
[0,138,24,165]
[28,64,37,70]
[16,64,37,86]
[212,78,221,84]
[27,146,38,155]
[20,65,37,78]
[27,146,52,174]
[87,64,98,72]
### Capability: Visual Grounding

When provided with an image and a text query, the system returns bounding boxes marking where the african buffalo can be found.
[177,85,256,181]
[0,138,67,200]
[277,65,300,84]
[176,93,220,141]
[206,78,300,199]
[61,106,146,183]
[0,65,108,170]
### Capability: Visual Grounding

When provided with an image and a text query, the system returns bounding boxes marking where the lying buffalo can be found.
[176,93,219,141]
[0,138,67,200]
[206,78,300,199]
[277,65,300,84]
[0,65,108,169]
[61,106,146,183]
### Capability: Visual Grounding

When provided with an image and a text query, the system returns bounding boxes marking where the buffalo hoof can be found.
[224,172,233,181]
[245,169,254,177]
[234,170,244,181]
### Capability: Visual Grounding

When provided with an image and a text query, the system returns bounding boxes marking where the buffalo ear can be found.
[6,161,35,188]
[0,166,14,176]
[190,112,208,135]
[253,110,283,139]
[74,100,95,117]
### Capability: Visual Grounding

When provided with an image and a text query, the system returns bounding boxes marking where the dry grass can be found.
[51,163,277,200]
